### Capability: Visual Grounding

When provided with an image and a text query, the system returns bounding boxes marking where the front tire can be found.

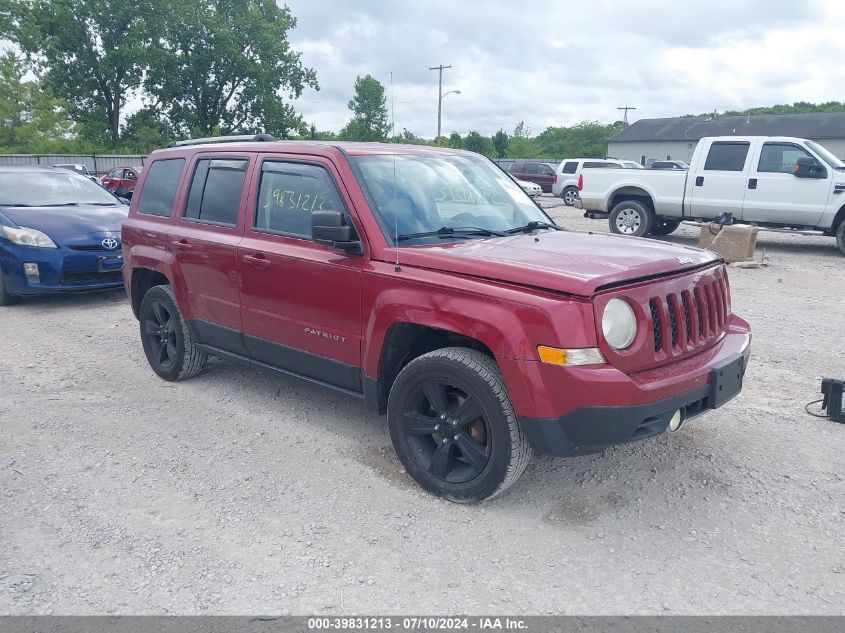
[562,187,579,206]
[139,285,207,381]
[0,272,20,307]
[650,218,681,236]
[387,348,530,503]
[609,200,654,237]
[837,222,845,256]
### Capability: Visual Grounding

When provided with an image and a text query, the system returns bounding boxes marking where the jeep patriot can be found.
[122,135,752,502]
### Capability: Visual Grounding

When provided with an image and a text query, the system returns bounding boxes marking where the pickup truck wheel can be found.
[387,347,530,503]
[609,200,653,237]
[562,187,579,206]
[650,219,681,236]
[139,285,207,381]
[837,222,845,256]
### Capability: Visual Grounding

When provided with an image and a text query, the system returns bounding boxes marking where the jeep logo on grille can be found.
[676,256,693,264]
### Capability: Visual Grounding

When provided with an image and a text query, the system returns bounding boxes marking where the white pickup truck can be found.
[578,135,845,255]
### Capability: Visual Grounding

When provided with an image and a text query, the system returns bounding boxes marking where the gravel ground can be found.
[1,196,844,615]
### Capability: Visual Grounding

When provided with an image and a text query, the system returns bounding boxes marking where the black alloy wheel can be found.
[143,300,178,372]
[388,347,530,503]
[401,377,492,484]
[138,285,206,381]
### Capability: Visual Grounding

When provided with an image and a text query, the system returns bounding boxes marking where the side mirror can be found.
[311,210,362,254]
[793,156,827,179]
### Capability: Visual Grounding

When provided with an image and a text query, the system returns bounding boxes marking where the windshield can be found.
[351,154,553,245]
[0,171,120,206]
[806,141,845,170]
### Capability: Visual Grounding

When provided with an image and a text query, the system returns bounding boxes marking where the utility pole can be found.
[430,64,452,139]
[617,106,637,124]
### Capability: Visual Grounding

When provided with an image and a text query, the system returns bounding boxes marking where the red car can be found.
[122,135,751,503]
[101,166,142,199]
[507,160,558,193]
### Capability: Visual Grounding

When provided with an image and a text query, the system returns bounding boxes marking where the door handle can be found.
[243,253,272,270]
[695,176,704,187]
[748,178,758,190]
[172,239,193,251]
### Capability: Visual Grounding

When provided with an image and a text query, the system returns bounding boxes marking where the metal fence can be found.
[0,154,148,176]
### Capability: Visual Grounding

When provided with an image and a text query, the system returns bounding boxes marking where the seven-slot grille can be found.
[649,272,729,355]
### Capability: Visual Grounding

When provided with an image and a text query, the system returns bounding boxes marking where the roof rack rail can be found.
[166,133,277,148]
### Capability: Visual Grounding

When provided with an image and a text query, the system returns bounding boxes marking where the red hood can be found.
[391,231,720,296]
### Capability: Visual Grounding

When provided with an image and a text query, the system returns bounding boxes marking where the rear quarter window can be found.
[183,158,249,226]
[703,142,750,172]
[137,158,185,217]
[562,162,578,174]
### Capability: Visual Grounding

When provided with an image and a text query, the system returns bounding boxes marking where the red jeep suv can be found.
[122,135,751,503]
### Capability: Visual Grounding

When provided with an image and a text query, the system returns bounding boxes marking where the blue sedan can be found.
[0,167,129,305]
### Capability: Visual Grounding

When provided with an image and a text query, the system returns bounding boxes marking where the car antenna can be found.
[391,71,401,272]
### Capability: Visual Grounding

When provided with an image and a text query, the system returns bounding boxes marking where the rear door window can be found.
[183,158,248,226]
[136,158,185,217]
[703,142,750,171]
[254,162,346,239]
[562,162,578,174]
[522,164,539,174]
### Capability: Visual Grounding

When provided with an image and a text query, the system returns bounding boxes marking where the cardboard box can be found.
[698,224,759,263]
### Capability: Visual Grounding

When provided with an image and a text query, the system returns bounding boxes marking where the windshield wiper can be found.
[505,220,562,234]
[397,226,507,242]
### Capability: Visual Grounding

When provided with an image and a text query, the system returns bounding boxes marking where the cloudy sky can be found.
[282,0,845,138]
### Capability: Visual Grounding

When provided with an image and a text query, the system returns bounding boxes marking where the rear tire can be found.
[139,285,207,381]
[387,347,530,503]
[0,273,20,307]
[837,222,845,256]
[650,219,681,236]
[609,200,654,237]
[562,187,579,206]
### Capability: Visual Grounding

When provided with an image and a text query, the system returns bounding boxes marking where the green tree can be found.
[537,121,624,158]
[7,0,155,143]
[448,131,462,149]
[144,0,317,138]
[393,128,423,144]
[493,129,509,158]
[340,74,390,142]
[0,52,74,151]
[463,130,489,155]
[120,108,176,152]
[513,120,529,138]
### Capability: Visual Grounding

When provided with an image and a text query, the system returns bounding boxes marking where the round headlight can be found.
[602,298,637,350]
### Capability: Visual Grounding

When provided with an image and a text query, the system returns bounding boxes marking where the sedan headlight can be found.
[2,225,58,248]
[602,298,637,349]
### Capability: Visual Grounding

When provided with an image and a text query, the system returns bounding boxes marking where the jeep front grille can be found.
[650,273,729,354]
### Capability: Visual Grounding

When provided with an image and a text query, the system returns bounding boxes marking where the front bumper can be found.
[506,326,751,457]
[1,243,124,296]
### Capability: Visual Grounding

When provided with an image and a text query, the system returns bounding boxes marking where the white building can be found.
[607,112,845,165]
